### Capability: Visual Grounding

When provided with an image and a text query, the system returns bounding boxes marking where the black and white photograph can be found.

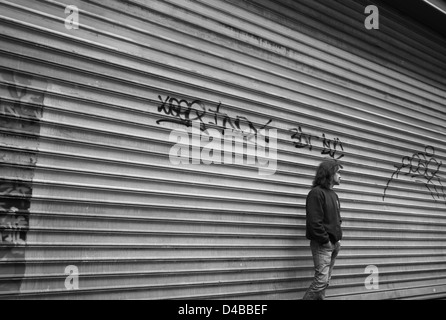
[1,0,445,304]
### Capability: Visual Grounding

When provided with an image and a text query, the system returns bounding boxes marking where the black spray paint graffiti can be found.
[156,96,347,161]
[383,146,445,204]
[156,95,273,142]
[0,197,30,248]
[0,70,46,293]
[290,126,345,160]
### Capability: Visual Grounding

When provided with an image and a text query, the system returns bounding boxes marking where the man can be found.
[303,159,343,300]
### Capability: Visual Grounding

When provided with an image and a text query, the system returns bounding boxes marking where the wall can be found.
[0,0,445,299]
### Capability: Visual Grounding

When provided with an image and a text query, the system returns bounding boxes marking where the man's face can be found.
[333,169,342,186]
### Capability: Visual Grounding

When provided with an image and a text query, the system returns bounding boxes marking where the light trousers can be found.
[303,240,341,300]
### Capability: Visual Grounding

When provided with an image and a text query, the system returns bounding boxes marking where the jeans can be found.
[303,240,341,300]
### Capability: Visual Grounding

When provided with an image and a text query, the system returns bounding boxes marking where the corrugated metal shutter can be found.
[0,0,445,300]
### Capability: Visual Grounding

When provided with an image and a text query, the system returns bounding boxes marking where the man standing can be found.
[303,159,343,300]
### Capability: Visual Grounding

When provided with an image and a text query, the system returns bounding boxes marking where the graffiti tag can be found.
[156,95,272,142]
[383,146,445,204]
[290,127,345,160]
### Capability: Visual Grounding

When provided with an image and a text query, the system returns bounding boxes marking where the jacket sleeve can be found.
[306,189,330,244]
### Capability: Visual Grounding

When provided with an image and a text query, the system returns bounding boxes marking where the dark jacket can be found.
[306,186,343,245]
